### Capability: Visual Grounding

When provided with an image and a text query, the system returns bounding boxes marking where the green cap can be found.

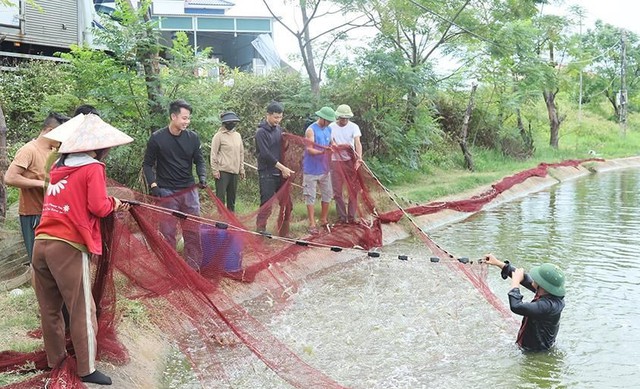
[315,106,336,121]
[335,104,354,118]
[530,263,566,297]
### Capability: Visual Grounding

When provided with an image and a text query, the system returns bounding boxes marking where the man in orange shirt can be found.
[4,112,68,262]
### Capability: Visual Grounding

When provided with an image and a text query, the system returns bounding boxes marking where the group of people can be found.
[3,99,567,385]
[3,99,364,384]
[252,102,363,235]
[5,105,131,385]
[200,100,363,236]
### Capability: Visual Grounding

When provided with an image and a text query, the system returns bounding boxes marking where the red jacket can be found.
[36,155,115,255]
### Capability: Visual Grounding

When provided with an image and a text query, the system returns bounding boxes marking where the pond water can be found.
[425,167,640,389]
[168,168,640,388]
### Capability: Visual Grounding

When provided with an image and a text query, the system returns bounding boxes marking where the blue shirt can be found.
[303,122,332,175]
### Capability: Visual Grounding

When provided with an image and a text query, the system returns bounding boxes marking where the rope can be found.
[122,198,408,262]
[243,162,304,190]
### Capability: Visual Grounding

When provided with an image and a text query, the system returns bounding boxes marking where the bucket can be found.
[200,226,243,272]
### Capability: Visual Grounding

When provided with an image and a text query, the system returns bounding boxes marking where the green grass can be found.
[391,109,640,203]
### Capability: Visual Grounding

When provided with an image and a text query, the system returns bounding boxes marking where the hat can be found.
[315,106,336,121]
[335,104,354,118]
[58,114,134,153]
[220,111,240,123]
[530,263,565,297]
[44,113,86,143]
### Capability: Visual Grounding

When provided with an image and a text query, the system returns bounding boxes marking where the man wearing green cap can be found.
[484,254,566,351]
[303,106,335,235]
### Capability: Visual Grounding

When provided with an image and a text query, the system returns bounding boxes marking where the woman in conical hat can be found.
[32,114,133,385]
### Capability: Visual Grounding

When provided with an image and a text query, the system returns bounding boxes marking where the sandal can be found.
[308,226,320,235]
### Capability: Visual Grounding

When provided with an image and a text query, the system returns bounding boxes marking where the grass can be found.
[392,109,640,203]
[0,287,41,351]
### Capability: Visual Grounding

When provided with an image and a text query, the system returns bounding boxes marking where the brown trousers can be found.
[32,239,98,376]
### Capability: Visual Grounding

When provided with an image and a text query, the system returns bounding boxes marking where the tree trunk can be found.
[141,9,164,129]
[544,89,560,148]
[459,83,477,171]
[125,0,164,131]
[605,90,619,118]
[0,103,7,221]
[516,108,535,157]
[300,4,321,96]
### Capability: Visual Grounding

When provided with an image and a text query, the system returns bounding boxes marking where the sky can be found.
[546,0,639,34]
[227,0,637,71]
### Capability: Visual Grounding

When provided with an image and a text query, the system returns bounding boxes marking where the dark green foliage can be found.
[323,51,437,172]
[0,61,73,144]
[220,70,315,154]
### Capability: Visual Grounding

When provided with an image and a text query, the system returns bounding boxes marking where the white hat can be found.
[43,113,85,143]
[58,114,133,153]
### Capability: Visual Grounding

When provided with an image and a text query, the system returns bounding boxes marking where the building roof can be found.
[184,0,235,7]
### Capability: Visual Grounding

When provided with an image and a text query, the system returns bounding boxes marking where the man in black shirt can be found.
[254,101,294,236]
[485,254,566,351]
[143,100,207,268]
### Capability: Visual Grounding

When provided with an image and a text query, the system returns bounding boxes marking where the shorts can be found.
[303,173,332,205]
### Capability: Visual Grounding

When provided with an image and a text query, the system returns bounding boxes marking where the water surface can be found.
[428,168,640,388]
[170,169,640,388]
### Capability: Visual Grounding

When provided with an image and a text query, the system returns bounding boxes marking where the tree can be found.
[262,0,370,96]
[536,14,571,148]
[459,83,477,171]
[354,0,476,125]
[471,1,573,150]
[579,22,640,118]
[97,0,165,130]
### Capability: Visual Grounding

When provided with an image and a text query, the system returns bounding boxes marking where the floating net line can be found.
[0,131,602,388]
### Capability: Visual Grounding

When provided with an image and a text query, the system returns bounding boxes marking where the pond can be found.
[169,168,640,388]
[426,167,640,388]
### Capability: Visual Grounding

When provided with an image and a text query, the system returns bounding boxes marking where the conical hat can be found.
[43,113,85,143]
[58,114,134,153]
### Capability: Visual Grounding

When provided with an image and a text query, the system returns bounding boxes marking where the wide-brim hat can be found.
[44,113,86,143]
[315,106,336,121]
[335,104,354,118]
[57,114,134,153]
[530,263,566,297]
[220,111,240,123]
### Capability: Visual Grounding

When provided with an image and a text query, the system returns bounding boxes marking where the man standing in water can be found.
[484,254,566,351]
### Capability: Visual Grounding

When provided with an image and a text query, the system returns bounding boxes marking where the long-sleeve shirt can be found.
[501,262,565,351]
[254,120,282,176]
[143,127,207,189]
[210,127,245,176]
[36,154,115,255]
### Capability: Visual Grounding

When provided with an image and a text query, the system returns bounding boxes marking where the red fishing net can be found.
[0,132,602,388]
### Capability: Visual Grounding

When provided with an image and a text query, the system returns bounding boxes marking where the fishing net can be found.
[0,132,601,388]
